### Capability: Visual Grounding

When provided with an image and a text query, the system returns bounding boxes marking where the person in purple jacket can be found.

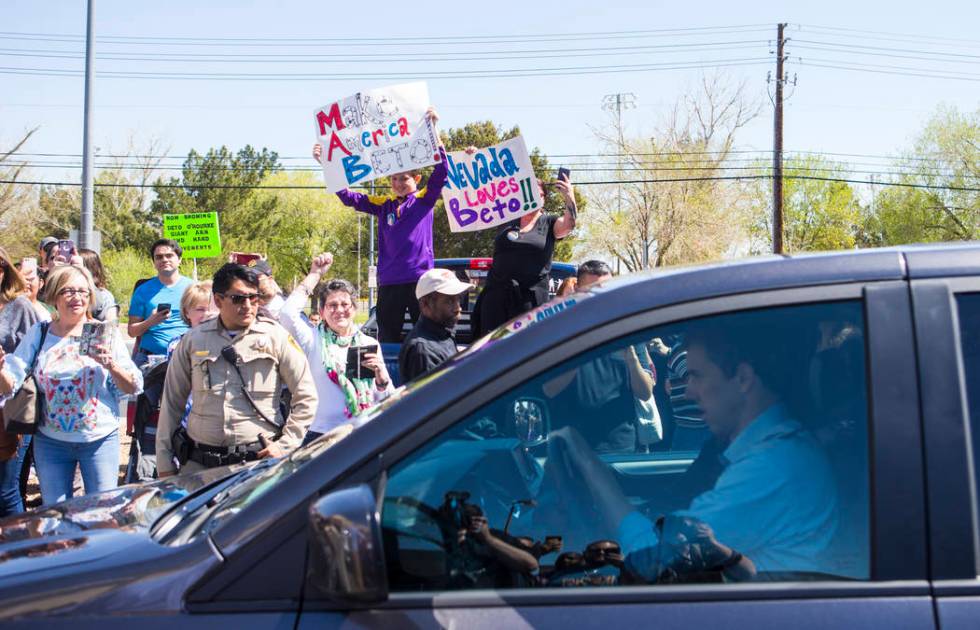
[313,108,447,343]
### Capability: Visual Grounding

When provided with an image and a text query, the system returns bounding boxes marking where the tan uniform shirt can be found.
[156,315,317,475]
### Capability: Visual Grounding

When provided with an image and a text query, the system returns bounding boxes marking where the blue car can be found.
[3,245,980,629]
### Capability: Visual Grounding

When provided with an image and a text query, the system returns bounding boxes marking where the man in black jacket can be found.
[398,268,471,383]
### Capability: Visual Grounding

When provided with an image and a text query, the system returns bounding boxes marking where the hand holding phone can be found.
[156,303,171,314]
[557,167,571,182]
[57,239,76,260]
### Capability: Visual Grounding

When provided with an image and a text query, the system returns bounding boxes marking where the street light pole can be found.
[79,0,96,250]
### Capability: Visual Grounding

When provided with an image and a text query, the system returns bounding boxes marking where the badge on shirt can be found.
[194,350,211,357]
[386,212,396,226]
[251,336,272,354]
[287,335,302,353]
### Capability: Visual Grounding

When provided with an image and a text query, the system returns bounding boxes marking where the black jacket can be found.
[398,316,457,383]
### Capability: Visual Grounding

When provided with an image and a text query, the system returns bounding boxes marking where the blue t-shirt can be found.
[129,276,192,355]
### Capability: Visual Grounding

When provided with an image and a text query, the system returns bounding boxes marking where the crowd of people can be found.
[0,117,608,515]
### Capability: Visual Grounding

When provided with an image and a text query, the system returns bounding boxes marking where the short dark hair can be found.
[576,259,612,282]
[685,316,790,397]
[149,238,183,259]
[212,263,259,295]
[316,278,356,309]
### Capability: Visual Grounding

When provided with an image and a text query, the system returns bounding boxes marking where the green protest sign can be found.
[163,212,222,258]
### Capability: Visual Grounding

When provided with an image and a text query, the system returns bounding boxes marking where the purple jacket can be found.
[336,147,448,286]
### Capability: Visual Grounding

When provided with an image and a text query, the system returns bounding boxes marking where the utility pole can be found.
[772,22,787,254]
[79,0,96,250]
[601,93,638,265]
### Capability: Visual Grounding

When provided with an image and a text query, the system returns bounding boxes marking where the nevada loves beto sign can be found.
[441,136,542,233]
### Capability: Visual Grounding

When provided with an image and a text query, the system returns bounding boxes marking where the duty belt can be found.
[189,440,263,468]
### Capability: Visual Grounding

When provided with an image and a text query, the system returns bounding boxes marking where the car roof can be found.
[602,242,980,297]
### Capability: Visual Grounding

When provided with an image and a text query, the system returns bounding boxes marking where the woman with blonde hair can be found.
[0,246,40,516]
[0,265,142,505]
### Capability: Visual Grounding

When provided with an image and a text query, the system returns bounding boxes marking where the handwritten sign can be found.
[163,212,222,258]
[313,82,440,193]
[441,136,542,233]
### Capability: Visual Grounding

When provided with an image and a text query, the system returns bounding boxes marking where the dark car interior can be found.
[380,300,871,590]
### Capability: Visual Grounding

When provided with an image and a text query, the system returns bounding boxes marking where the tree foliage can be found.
[151,145,282,244]
[747,156,863,253]
[863,105,979,245]
[580,74,758,270]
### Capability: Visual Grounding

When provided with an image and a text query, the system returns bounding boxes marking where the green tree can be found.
[864,105,979,245]
[151,145,282,244]
[236,170,365,292]
[747,156,862,253]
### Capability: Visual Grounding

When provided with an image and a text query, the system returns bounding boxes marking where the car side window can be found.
[381,301,870,591]
[954,293,980,519]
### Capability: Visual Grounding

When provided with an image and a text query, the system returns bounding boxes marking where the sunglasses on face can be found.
[217,292,260,305]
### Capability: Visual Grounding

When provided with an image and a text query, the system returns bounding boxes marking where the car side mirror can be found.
[511,397,550,447]
[307,484,388,605]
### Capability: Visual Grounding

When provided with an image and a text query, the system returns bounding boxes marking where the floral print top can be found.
[3,322,143,443]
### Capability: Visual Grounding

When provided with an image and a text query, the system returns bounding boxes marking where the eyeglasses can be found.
[217,292,260,305]
[58,288,90,298]
[324,301,354,311]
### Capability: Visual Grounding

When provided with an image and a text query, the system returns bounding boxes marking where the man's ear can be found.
[734,362,756,393]
[414,174,422,184]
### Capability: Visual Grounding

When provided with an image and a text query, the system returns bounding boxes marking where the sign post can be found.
[163,212,222,279]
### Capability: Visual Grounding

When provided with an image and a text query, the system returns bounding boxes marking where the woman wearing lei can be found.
[281,253,392,445]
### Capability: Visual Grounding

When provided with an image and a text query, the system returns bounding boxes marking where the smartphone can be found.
[156,303,172,313]
[80,321,110,357]
[230,252,262,266]
[545,535,563,547]
[57,239,76,259]
[345,345,379,381]
[557,167,571,182]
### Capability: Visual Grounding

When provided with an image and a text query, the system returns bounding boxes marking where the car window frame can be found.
[916,276,980,587]
[296,279,929,613]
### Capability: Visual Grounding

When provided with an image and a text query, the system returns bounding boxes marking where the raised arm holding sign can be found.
[312,82,448,344]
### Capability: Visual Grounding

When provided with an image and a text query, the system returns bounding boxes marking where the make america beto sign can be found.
[441,135,542,233]
[313,82,440,193]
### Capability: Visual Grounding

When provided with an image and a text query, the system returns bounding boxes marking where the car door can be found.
[297,280,934,629]
[913,272,980,629]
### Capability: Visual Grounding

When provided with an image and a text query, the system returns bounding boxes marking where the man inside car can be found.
[548,317,840,580]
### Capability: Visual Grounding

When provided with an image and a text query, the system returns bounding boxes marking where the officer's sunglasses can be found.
[217,292,260,305]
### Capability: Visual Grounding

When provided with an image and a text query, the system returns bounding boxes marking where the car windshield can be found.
[152,427,352,545]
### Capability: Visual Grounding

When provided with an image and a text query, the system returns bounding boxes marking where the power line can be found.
[795,39,980,61]
[799,59,980,82]
[0,57,772,80]
[0,25,773,48]
[0,40,769,62]
[4,175,978,192]
[798,24,980,47]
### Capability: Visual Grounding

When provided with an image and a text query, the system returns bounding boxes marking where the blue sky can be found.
[3,0,978,184]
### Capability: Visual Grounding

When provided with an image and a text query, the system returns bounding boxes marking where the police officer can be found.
[156,263,317,477]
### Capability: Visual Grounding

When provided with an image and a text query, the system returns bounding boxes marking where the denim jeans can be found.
[33,430,119,505]
[0,435,30,517]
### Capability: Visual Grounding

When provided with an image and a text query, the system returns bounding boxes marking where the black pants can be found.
[376,282,420,343]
